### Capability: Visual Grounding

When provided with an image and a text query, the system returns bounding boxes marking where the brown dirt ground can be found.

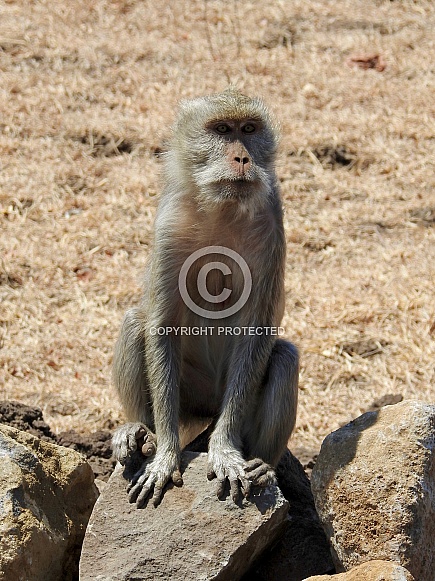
[1,0,434,457]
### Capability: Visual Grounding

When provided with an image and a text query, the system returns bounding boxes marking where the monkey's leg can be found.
[243,339,299,487]
[112,308,155,465]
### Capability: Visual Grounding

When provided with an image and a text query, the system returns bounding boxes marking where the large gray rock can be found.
[304,559,414,580]
[80,451,289,581]
[311,401,435,581]
[0,424,98,581]
[245,450,334,580]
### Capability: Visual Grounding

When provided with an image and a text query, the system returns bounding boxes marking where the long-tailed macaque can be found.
[112,88,299,507]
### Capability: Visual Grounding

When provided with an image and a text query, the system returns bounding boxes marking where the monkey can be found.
[112,88,299,508]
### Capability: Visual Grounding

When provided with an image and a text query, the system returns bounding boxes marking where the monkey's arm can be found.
[207,331,275,501]
[128,333,183,507]
[128,255,183,507]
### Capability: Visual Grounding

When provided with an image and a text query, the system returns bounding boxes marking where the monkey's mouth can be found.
[201,176,265,204]
[224,176,255,186]
[217,178,262,201]
[223,178,253,191]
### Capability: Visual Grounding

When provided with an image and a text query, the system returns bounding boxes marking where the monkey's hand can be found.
[127,451,183,508]
[207,445,251,503]
[112,422,157,465]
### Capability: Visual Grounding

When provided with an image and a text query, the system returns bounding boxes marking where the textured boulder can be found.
[0,424,98,581]
[80,452,289,581]
[311,401,435,581]
[0,400,116,480]
[304,559,414,580]
[245,450,334,580]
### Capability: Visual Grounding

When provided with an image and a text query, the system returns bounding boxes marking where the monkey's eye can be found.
[242,123,256,134]
[214,123,232,134]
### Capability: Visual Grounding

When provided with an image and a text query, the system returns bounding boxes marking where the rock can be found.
[0,424,99,581]
[0,399,56,441]
[291,445,320,478]
[80,451,289,581]
[56,428,116,481]
[303,559,414,580]
[311,401,435,581]
[0,400,116,481]
[244,449,334,581]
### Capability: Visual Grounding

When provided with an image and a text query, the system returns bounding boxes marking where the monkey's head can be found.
[168,88,279,212]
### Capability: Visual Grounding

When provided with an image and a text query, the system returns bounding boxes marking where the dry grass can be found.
[1,0,434,455]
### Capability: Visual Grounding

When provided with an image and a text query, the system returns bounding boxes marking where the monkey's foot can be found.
[244,457,277,487]
[127,453,183,508]
[112,422,157,465]
[207,448,251,503]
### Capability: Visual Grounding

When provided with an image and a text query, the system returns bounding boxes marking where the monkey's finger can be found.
[127,463,151,491]
[127,472,142,492]
[136,481,154,508]
[172,469,183,487]
[229,478,240,503]
[207,468,217,481]
[151,476,169,507]
[215,477,227,499]
[241,476,252,498]
[128,476,147,503]
[128,485,140,503]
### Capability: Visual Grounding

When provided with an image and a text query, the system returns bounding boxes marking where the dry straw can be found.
[1,0,434,454]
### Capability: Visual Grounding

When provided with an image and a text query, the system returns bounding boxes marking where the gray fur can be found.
[112,89,299,506]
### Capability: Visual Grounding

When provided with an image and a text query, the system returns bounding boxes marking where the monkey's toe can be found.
[245,458,277,487]
[127,462,150,493]
[126,455,182,508]
[208,465,250,501]
[140,432,157,457]
[207,446,251,502]
[112,422,155,465]
[172,469,183,487]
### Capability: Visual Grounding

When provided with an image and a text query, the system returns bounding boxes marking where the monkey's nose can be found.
[233,155,251,175]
